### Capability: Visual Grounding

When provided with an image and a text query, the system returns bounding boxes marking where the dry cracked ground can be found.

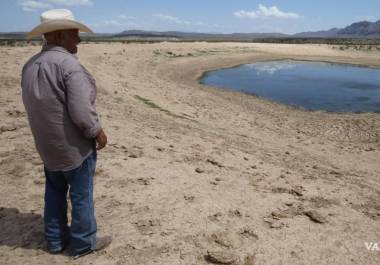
[0,42,379,265]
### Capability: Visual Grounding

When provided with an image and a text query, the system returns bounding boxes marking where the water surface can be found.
[201,60,380,113]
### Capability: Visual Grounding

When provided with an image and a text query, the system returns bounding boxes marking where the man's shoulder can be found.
[23,48,82,74]
[23,52,41,71]
[43,48,80,69]
[60,54,82,73]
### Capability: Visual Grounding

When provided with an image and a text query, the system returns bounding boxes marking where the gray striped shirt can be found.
[22,45,101,171]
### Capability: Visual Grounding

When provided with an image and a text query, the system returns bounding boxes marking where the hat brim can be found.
[27,19,93,39]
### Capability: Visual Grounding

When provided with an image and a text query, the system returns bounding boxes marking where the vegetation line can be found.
[2,38,380,47]
[134,95,194,121]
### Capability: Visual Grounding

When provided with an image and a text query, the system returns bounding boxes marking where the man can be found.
[22,9,111,259]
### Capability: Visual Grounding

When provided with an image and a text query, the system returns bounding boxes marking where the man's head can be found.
[44,29,81,54]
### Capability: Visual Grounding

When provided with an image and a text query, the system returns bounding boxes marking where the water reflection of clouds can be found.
[246,61,296,75]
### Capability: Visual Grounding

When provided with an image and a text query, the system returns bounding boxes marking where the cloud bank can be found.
[18,0,93,11]
[234,4,300,19]
[153,14,215,28]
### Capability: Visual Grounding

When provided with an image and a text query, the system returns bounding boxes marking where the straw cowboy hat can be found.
[27,9,93,39]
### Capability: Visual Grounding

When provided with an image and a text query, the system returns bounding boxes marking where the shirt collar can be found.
[41,45,77,58]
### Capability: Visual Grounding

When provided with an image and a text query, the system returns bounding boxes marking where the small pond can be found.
[201,60,380,113]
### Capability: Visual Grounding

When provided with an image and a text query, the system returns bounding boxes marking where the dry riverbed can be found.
[0,42,379,265]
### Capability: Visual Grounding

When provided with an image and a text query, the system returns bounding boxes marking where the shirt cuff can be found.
[84,124,102,139]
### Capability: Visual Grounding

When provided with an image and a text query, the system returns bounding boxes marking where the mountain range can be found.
[1,20,380,40]
[115,20,380,39]
[294,20,380,38]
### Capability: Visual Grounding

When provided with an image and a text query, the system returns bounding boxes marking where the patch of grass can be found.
[134,95,194,121]
[134,95,164,110]
[165,51,184,58]
[332,44,380,52]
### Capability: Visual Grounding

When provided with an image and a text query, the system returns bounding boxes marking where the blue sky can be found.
[1,0,379,34]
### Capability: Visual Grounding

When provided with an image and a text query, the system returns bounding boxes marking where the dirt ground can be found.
[0,42,379,265]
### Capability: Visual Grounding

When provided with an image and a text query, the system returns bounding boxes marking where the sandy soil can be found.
[0,42,379,265]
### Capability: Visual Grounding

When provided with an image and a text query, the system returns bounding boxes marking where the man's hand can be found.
[95,129,107,150]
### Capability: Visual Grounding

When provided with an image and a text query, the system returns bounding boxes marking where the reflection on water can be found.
[246,62,296,74]
[201,60,380,113]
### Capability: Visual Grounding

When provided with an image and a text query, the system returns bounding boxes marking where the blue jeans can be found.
[44,152,97,254]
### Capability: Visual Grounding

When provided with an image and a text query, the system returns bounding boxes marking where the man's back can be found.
[22,10,110,257]
[22,45,100,171]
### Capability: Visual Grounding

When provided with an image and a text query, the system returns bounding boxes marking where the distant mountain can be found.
[114,21,380,39]
[339,20,380,36]
[294,28,340,38]
[0,32,26,39]
[114,30,288,40]
[294,20,380,38]
[1,20,380,40]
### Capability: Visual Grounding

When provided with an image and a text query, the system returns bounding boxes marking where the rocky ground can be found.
[0,42,379,265]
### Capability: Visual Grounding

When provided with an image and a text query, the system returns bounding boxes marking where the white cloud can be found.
[90,17,138,29]
[194,21,206,26]
[154,14,183,24]
[104,20,123,26]
[153,14,216,29]
[117,15,136,20]
[246,61,296,75]
[18,0,93,11]
[18,0,53,11]
[234,4,300,19]
[45,0,93,6]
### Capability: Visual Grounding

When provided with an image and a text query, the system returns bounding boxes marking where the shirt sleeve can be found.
[63,61,102,139]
